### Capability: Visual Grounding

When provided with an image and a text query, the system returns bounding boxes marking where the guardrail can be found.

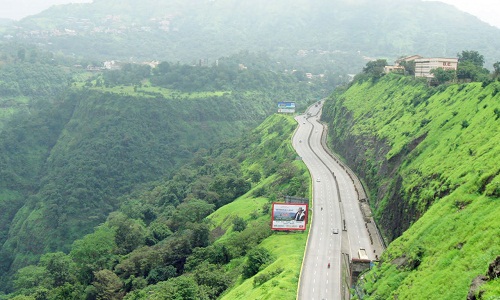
[318,119,386,251]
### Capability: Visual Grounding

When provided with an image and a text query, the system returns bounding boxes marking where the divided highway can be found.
[294,103,381,300]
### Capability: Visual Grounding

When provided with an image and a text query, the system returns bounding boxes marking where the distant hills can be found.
[3,0,500,73]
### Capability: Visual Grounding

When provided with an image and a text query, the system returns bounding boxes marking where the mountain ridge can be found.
[5,0,500,72]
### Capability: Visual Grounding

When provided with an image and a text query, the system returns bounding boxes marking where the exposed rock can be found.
[467,275,487,300]
[487,256,500,280]
[467,256,500,300]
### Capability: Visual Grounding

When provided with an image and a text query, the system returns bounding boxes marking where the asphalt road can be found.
[294,103,378,300]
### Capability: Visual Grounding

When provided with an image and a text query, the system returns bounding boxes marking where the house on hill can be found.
[384,55,423,74]
[414,57,458,78]
[385,55,458,79]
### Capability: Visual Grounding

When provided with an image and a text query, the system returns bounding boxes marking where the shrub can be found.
[242,248,274,279]
[232,216,247,232]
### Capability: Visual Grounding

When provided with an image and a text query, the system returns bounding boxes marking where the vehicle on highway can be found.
[333,228,339,234]
[316,178,320,182]
[358,248,369,260]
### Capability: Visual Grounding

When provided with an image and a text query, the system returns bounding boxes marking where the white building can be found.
[414,57,458,78]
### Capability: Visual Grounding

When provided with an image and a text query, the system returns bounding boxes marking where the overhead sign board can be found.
[277,101,296,113]
[271,203,308,231]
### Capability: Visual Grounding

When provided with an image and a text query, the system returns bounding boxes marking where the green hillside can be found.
[2,113,310,299]
[322,74,500,298]
[0,49,323,294]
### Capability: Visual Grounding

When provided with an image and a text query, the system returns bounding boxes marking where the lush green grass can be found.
[324,74,500,298]
[206,115,311,299]
[219,231,308,300]
[210,180,310,300]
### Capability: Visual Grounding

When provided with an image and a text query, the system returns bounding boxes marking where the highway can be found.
[294,103,380,300]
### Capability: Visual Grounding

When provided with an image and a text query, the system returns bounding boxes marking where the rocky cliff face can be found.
[322,104,424,242]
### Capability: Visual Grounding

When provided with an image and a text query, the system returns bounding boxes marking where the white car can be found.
[316,178,320,182]
[333,228,339,234]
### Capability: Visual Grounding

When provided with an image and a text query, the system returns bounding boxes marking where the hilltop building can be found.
[384,55,422,74]
[414,57,458,78]
[384,55,458,79]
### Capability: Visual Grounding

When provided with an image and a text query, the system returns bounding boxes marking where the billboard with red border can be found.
[271,203,308,231]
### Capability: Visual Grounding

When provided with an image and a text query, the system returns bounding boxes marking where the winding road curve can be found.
[294,103,381,300]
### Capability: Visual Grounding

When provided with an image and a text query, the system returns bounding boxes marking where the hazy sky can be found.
[0,0,499,29]
[425,0,500,28]
[0,0,92,20]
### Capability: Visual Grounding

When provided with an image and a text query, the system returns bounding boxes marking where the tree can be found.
[134,276,200,300]
[108,212,147,255]
[184,244,231,271]
[48,282,86,300]
[170,199,215,230]
[493,61,500,80]
[399,60,416,76]
[232,216,247,232]
[146,265,177,284]
[39,252,77,287]
[192,262,232,299]
[430,68,456,85]
[458,50,485,67]
[457,50,489,82]
[362,59,388,78]
[242,248,274,278]
[457,61,489,82]
[69,225,117,284]
[13,265,50,292]
[92,269,124,300]
[187,222,210,248]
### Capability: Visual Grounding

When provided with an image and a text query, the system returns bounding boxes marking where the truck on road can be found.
[358,248,369,260]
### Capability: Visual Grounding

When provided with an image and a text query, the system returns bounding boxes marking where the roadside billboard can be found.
[271,203,308,231]
[277,101,296,113]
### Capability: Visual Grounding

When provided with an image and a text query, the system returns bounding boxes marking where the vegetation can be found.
[2,0,500,297]
[322,70,500,298]
[2,113,310,299]
[5,0,500,74]
[456,50,491,82]
[0,47,324,294]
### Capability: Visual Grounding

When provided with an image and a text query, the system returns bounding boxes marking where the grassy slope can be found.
[209,115,310,299]
[325,75,500,298]
[211,189,309,300]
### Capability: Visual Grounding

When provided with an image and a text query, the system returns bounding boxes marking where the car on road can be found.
[333,228,339,234]
[316,178,321,182]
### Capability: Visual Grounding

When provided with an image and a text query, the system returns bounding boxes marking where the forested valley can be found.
[0,45,325,298]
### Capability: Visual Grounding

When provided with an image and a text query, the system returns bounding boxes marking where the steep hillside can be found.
[4,114,310,299]
[5,0,500,72]
[0,51,326,292]
[322,74,500,298]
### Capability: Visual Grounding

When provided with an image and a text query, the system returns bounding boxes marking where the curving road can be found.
[294,103,378,300]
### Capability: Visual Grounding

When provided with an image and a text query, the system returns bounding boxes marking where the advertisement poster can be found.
[271,203,308,231]
[277,101,296,113]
